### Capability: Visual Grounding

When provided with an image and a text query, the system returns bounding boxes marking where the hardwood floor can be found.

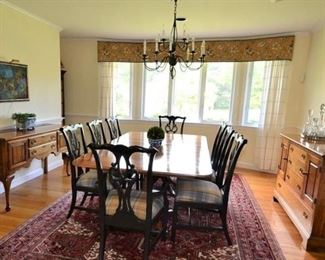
[0,166,324,259]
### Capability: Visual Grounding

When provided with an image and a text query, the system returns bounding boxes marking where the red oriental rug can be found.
[0,175,284,259]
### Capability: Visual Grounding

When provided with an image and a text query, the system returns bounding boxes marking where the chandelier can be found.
[142,0,206,79]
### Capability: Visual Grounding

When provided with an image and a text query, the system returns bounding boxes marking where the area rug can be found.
[0,175,284,259]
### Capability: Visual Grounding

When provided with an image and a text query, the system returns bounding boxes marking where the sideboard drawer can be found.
[29,132,56,147]
[285,168,304,196]
[29,141,57,158]
[288,143,307,165]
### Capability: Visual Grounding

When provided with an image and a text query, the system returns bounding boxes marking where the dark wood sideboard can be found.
[274,133,325,251]
[0,124,66,212]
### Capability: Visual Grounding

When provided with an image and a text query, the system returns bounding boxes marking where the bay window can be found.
[110,60,284,127]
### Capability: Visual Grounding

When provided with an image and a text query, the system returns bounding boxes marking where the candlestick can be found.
[191,37,195,51]
[143,40,147,55]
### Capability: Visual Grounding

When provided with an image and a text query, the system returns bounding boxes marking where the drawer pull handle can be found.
[286,175,290,179]
[297,184,301,190]
[290,147,294,152]
[278,183,282,188]
[30,140,36,145]
[301,154,306,160]
[288,159,292,164]
[31,150,37,155]
[299,168,304,174]
[303,212,308,219]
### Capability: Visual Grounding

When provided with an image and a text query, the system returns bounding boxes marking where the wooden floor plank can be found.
[0,166,324,259]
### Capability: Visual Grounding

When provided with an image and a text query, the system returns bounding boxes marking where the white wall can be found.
[61,32,320,172]
[0,3,62,193]
[0,3,61,127]
[283,32,311,131]
[300,27,325,125]
[60,39,99,118]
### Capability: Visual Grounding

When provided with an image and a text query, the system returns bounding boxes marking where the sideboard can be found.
[274,133,325,251]
[0,124,65,212]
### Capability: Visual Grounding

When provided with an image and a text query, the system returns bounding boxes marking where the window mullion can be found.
[132,63,143,120]
[198,64,207,122]
[168,75,173,115]
[243,63,253,125]
[231,63,247,125]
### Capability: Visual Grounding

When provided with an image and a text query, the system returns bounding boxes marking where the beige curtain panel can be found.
[98,36,295,63]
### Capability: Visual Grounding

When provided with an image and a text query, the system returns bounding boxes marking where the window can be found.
[173,66,201,120]
[108,61,279,127]
[112,63,131,118]
[143,64,169,119]
[243,61,269,126]
[204,63,234,122]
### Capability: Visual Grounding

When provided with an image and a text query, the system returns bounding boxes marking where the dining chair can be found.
[86,119,107,144]
[105,117,122,141]
[171,133,247,245]
[159,115,186,134]
[60,123,108,218]
[210,122,229,165]
[88,143,169,260]
[211,125,235,186]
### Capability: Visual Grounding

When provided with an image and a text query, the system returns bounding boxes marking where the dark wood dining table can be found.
[73,131,212,179]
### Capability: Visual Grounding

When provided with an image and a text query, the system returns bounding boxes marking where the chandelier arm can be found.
[177,55,206,70]
[143,58,164,71]
[143,56,170,72]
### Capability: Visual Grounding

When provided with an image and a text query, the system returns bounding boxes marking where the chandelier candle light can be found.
[142,0,206,79]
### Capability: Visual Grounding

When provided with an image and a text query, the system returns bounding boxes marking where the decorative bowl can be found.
[148,138,163,148]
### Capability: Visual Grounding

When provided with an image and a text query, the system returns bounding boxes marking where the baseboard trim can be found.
[0,160,63,194]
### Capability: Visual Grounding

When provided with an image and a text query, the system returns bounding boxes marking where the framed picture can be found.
[0,61,29,102]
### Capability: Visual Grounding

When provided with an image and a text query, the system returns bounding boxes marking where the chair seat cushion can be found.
[176,178,222,206]
[106,190,164,220]
[76,170,112,190]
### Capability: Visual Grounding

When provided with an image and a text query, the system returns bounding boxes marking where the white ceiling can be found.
[3,0,325,40]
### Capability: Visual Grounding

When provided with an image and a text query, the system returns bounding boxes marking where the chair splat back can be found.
[211,122,228,163]
[60,124,88,161]
[105,117,122,141]
[86,119,107,144]
[159,115,186,134]
[212,126,235,187]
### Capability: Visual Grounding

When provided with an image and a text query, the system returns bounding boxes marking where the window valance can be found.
[98,35,295,63]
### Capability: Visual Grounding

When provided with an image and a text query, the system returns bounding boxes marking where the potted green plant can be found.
[147,126,165,148]
[12,113,36,131]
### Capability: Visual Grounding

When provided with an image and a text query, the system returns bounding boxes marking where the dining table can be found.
[73,131,212,179]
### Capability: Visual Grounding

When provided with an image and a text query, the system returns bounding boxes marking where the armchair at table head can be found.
[171,132,247,245]
[105,117,122,141]
[86,119,107,144]
[88,143,169,260]
[159,115,186,134]
[60,123,101,218]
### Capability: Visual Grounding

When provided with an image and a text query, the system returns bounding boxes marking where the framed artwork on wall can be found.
[0,61,29,102]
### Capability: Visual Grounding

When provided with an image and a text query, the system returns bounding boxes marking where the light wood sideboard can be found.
[0,124,65,212]
[274,133,325,251]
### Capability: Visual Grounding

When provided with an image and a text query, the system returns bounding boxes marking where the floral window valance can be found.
[98,35,295,63]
